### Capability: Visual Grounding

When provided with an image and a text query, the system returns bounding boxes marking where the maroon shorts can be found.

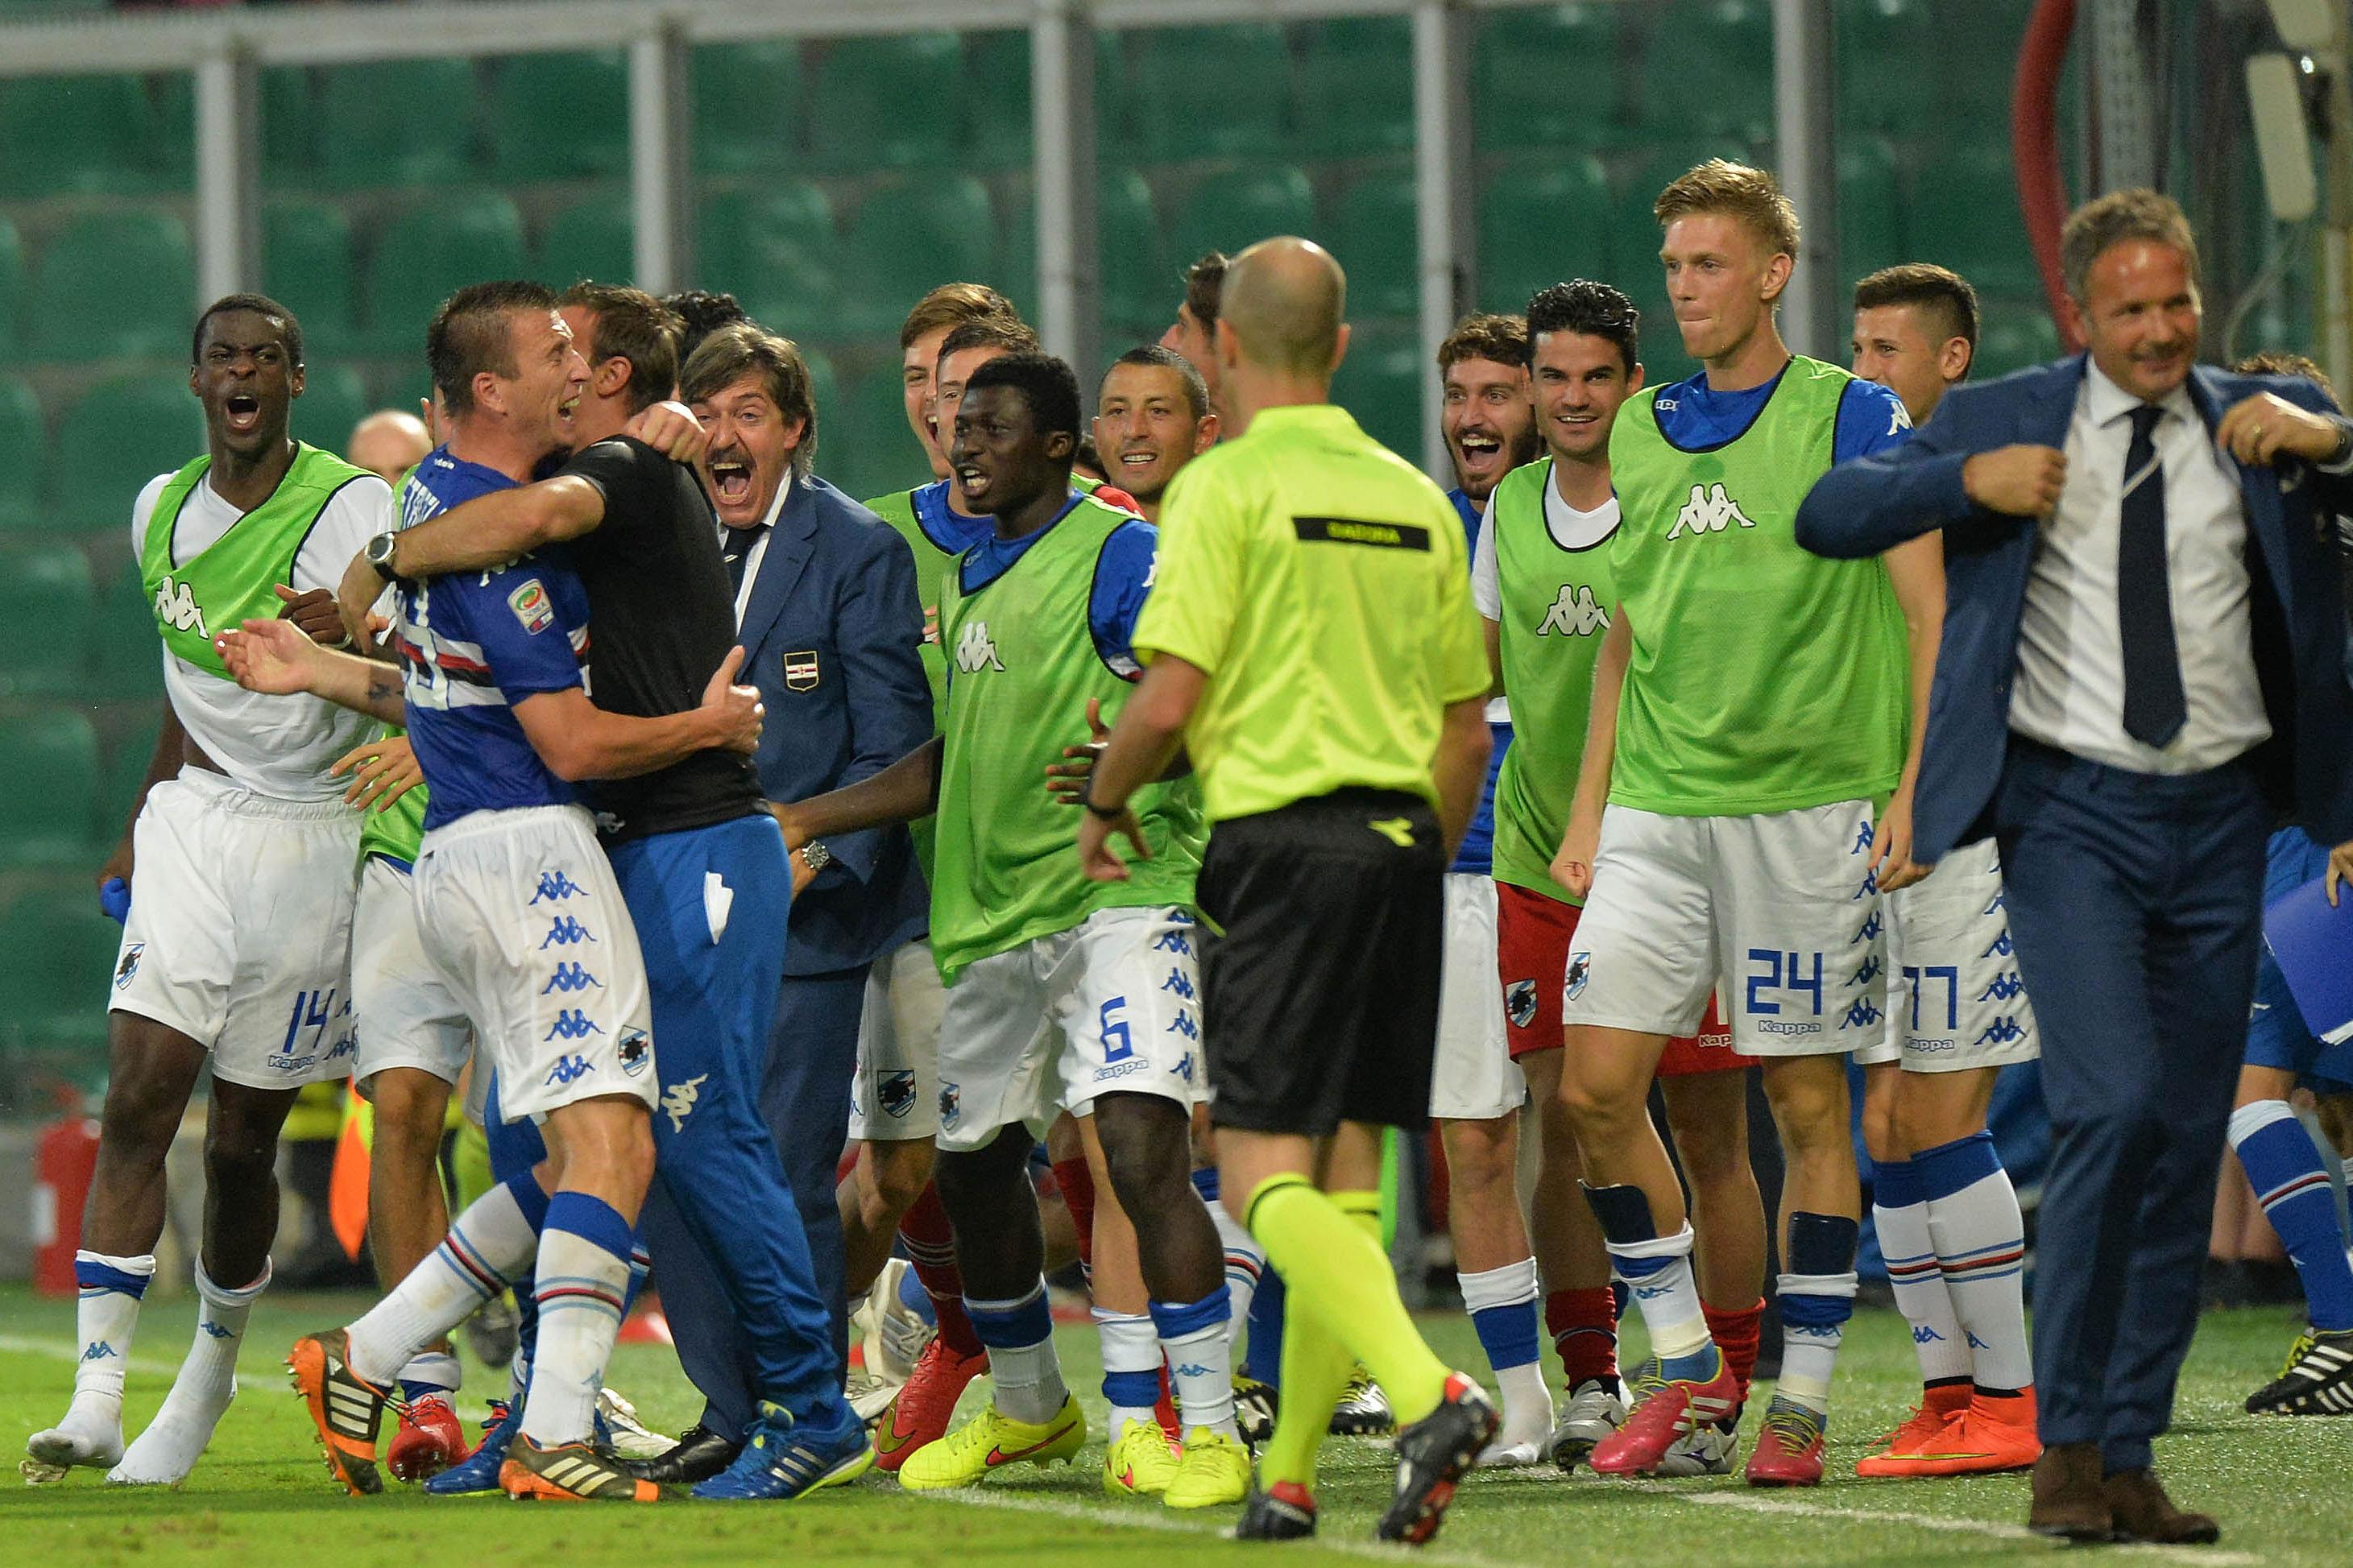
[1495,880,1755,1075]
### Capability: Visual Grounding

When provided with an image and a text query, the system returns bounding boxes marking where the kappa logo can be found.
[541,962,602,995]
[114,942,144,991]
[1982,928,2014,959]
[616,1026,651,1078]
[544,1009,604,1041]
[1851,821,1875,854]
[1849,954,1882,987]
[1854,911,1883,944]
[1978,971,2026,1003]
[541,914,598,948]
[878,1069,917,1119]
[938,1080,960,1128]
[544,1053,594,1086]
[1537,581,1611,637]
[153,574,208,637]
[1840,998,1883,1030]
[661,1073,708,1132]
[1505,978,1539,1029]
[1170,1051,1194,1084]
[1167,1010,1199,1041]
[197,1319,234,1340]
[1152,927,1195,958]
[531,870,586,904]
[954,619,1005,673]
[1664,482,1757,540]
[1974,1016,2028,1046]
[1160,967,1195,1002]
[1565,952,1592,1001]
[80,1341,118,1363]
[1913,1324,1947,1346]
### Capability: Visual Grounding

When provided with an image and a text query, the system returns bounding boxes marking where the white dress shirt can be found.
[2007,360,2271,774]
[722,475,793,628]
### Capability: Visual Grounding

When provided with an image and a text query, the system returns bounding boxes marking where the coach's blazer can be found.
[1796,353,2353,862]
[736,470,932,976]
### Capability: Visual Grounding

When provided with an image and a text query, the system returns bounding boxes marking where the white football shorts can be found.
[934,905,1201,1152]
[351,854,474,1091]
[1429,873,1524,1119]
[1875,838,2040,1073]
[1563,799,1890,1059]
[848,936,944,1142]
[411,804,655,1123]
[110,767,359,1089]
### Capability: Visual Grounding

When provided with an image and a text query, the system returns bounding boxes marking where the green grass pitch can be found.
[2,1285,2347,1566]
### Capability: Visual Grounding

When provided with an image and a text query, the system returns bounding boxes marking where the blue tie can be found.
[2117,403,2186,748]
[723,523,766,594]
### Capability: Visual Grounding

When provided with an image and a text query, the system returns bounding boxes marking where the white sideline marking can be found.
[917,1486,1530,1568]
[1663,1488,2260,1566]
[0,1333,181,1379]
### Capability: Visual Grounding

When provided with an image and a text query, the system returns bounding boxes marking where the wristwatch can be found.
[798,840,833,875]
[364,530,403,582]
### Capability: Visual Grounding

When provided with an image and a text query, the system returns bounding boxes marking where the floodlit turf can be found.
[2,1284,2348,1566]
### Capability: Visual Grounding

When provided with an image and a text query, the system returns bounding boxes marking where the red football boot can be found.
[1589,1349,1742,1477]
[387,1393,472,1482]
[1744,1396,1829,1487]
[872,1337,988,1473]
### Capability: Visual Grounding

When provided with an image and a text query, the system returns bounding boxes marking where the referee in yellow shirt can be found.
[1077,238,1498,1546]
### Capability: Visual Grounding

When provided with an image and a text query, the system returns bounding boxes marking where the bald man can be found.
[1080,238,1499,1544]
[347,410,432,486]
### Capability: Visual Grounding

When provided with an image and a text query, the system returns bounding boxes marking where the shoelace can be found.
[2277,1331,2318,1381]
[1759,1404,1823,1453]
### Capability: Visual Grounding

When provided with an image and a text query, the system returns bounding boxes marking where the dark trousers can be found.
[648,960,867,1440]
[1993,739,2268,1471]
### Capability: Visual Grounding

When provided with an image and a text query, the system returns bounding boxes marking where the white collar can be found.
[2083,358,2194,431]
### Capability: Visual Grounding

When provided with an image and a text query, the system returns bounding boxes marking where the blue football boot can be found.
[690,1401,872,1500]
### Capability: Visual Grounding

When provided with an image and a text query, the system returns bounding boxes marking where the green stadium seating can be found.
[1976,300,2061,376]
[694,39,805,174]
[1479,156,1612,318]
[809,33,965,172]
[1001,171,1163,341]
[0,549,95,702]
[834,364,925,505]
[321,58,481,188]
[1296,19,1413,156]
[91,565,161,700]
[362,192,528,356]
[1908,147,2038,297]
[259,65,322,178]
[698,183,838,340]
[1329,169,1417,321]
[1637,1,1774,143]
[958,32,1036,170]
[52,374,206,539]
[1329,329,1422,461]
[0,73,155,197]
[832,178,996,339]
[1837,0,1935,132]
[800,345,842,460]
[101,713,163,834]
[1168,167,1317,287]
[539,194,636,290]
[494,51,629,180]
[1475,2,1625,151]
[32,210,193,362]
[1131,23,1290,163]
[0,214,24,362]
[1839,135,1905,283]
[264,200,358,356]
[293,363,367,458]
[0,887,122,1053]
[0,376,38,530]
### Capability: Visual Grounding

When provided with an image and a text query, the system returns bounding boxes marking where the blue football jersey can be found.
[1447,486,1510,877]
[395,447,594,830]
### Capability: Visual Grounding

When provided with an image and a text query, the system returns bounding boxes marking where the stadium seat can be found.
[1976,300,2061,376]
[832,178,996,339]
[698,183,838,340]
[263,200,358,356]
[1478,156,1612,318]
[91,565,161,699]
[52,374,207,538]
[0,73,155,197]
[1130,23,1291,163]
[1168,166,1318,289]
[494,51,630,180]
[1636,1,1774,143]
[808,32,965,172]
[694,39,805,175]
[1837,0,1935,132]
[1329,329,1422,462]
[0,544,95,700]
[101,713,163,832]
[293,363,367,458]
[958,31,1036,170]
[1001,171,1163,341]
[1937,0,2036,133]
[31,210,193,362]
[0,375,39,529]
[1329,169,1417,321]
[1474,2,1625,151]
[362,192,528,356]
[0,887,122,1052]
[259,64,322,178]
[1609,139,1761,249]
[538,194,636,290]
[834,364,922,504]
[0,214,24,362]
[1839,135,1905,283]
[1296,19,1414,156]
[321,58,482,188]
[1908,147,2039,297]
[800,345,842,459]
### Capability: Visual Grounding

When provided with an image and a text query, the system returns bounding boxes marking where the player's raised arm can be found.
[217,616,406,726]
[336,475,609,640]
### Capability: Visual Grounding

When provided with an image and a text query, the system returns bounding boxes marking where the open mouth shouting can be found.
[708,450,756,510]
[223,391,263,435]
[954,461,991,504]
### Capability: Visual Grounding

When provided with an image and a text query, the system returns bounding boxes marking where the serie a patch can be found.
[507,577,554,634]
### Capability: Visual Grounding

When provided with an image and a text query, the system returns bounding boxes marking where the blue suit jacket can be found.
[735,473,931,975]
[1796,354,2353,861]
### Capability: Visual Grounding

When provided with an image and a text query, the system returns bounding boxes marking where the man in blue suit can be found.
[1798,190,2353,1545]
[627,321,931,1483]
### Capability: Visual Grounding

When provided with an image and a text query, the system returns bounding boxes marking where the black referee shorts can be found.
[1196,787,1444,1138]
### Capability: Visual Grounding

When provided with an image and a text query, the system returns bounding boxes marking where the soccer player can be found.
[25,295,387,1487]
[1080,237,1501,1545]
[1549,163,1929,1487]
[777,353,1249,1510]
[1483,283,1769,1477]
[1161,250,1228,417]
[1426,312,1551,1464]
[1092,345,1219,523]
[334,283,869,1502]
[1841,264,2043,1478]
[247,280,757,1502]
[2220,350,2353,1417]
[347,408,433,485]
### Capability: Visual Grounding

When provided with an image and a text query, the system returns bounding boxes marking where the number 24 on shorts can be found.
[1745,949,1825,1016]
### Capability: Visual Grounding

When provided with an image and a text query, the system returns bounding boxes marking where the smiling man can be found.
[1092,345,1217,523]
[1440,314,1541,525]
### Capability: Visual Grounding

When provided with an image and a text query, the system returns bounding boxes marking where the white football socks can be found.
[110,1260,269,1485]
[28,1249,154,1469]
